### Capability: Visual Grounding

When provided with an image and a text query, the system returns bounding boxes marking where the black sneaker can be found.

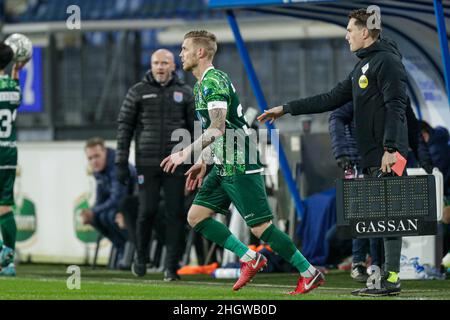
[350,263,368,283]
[131,260,146,277]
[352,271,401,297]
[164,269,180,281]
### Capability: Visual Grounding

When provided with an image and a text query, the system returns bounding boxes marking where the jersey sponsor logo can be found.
[0,165,17,169]
[0,92,20,103]
[207,101,227,110]
[244,213,255,219]
[0,141,17,148]
[142,93,157,99]
[361,63,369,74]
[358,75,369,89]
[173,91,183,103]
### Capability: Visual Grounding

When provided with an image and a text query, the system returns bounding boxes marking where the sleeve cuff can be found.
[282,103,291,114]
[384,146,397,153]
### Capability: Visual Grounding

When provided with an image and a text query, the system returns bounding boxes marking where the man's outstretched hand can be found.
[185,163,207,191]
[160,150,189,173]
[257,105,285,124]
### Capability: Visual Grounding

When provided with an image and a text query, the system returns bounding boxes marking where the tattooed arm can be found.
[161,105,227,173]
[191,107,227,158]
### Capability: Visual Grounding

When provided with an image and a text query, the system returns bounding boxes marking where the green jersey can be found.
[194,67,263,176]
[0,74,20,167]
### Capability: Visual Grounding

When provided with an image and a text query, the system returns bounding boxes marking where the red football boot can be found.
[289,269,325,295]
[232,252,267,291]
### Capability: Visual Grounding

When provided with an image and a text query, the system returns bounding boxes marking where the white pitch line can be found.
[7,276,447,298]
[108,278,447,294]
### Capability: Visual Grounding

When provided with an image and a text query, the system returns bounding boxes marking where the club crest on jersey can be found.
[138,175,145,185]
[358,75,369,89]
[173,91,183,103]
[203,87,211,97]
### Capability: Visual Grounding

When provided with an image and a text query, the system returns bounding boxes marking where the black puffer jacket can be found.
[116,71,195,167]
[284,38,409,169]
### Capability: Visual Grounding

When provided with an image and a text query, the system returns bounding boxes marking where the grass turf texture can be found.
[0,264,448,300]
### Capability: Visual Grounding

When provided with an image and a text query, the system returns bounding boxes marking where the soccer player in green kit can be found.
[160,30,324,294]
[0,43,28,276]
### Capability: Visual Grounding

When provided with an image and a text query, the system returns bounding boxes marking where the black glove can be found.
[336,156,352,170]
[423,165,433,174]
[116,163,130,185]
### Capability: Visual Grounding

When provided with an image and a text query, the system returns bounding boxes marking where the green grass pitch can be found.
[0,264,448,300]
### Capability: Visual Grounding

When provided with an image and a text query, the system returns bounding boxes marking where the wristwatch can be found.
[384,147,396,153]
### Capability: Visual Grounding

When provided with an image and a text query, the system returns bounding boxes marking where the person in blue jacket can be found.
[418,121,450,257]
[418,121,450,197]
[83,137,136,266]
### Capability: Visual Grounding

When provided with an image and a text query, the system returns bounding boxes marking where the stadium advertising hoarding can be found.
[13,141,116,264]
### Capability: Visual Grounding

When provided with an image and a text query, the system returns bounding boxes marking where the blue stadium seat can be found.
[102,0,117,20]
[34,0,50,21]
[12,0,220,22]
[84,32,108,46]
[88,0,105,20]
[44,0,62,21]
[123,0,143,19]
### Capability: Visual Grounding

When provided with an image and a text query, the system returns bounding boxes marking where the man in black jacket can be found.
[115,49,195,281]
[329,100,433,283]
[259,8,408,296]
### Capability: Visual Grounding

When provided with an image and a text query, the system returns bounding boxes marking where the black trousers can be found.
[119,195,139,245]
[136,166,186,272]
[364,166,403,273]
[92,207,127,252]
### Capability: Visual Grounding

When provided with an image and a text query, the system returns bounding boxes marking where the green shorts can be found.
[0,168,15,206]
[193,166,273,227]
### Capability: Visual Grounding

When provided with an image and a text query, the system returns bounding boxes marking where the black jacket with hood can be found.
[116,71,195,167]
[284,38,409,169]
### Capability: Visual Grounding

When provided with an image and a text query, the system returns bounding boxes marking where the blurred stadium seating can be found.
[2,0,354,141]
[5,0,221,22]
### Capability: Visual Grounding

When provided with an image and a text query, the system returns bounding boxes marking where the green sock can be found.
[260,224,311,273]
[223,234,250,259]
[0,212,17,250]
[290,251,316,276]
[193,217,232,248]
[194,218,250,258]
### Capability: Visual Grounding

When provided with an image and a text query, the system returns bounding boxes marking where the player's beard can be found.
[183,56,197,72]
[183,61,193,72]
